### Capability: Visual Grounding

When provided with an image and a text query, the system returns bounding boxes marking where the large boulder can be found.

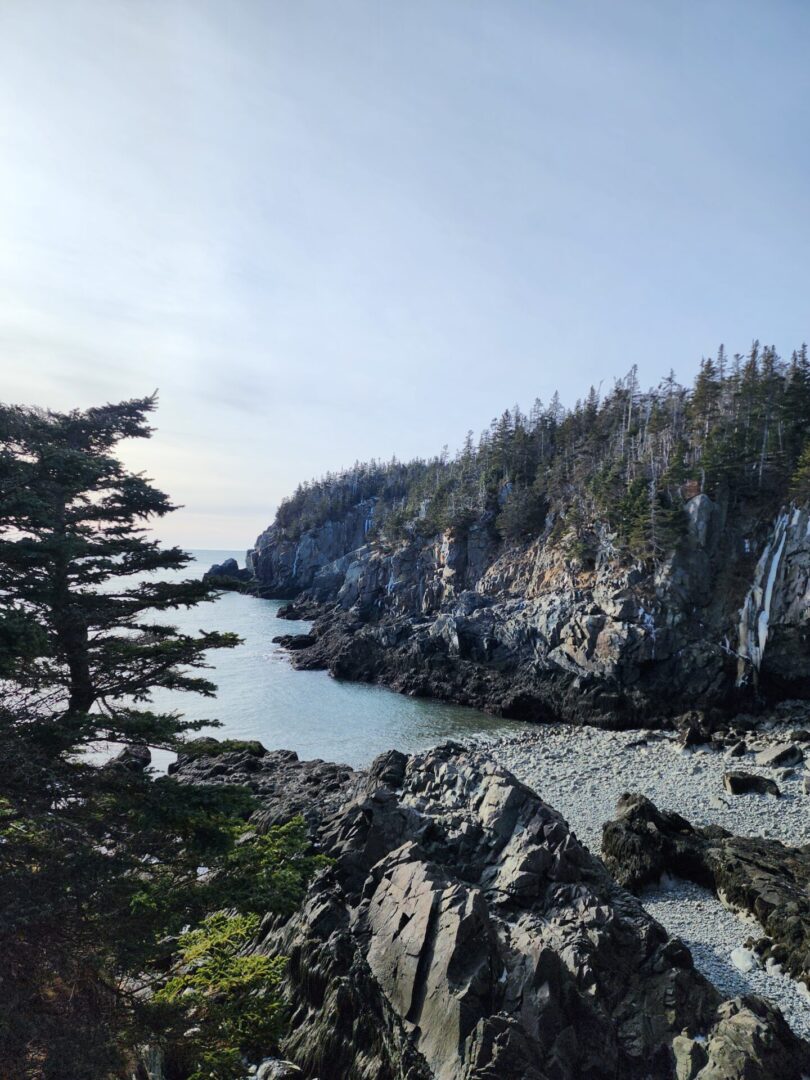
[248,746,810,1079]
[754,743,804,768]
[602,792,810,987]
[722,771,780,797]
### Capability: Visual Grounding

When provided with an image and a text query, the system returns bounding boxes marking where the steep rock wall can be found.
[736,505,810,694]
[247,498,378,596]
[248,497,810,723]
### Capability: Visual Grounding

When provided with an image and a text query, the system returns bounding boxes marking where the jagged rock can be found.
[677,711,713,748]
[109,743,151,772]
[602,793,810,987]
[239,747,810,1079]
[272,633,317,650]
[722,771,781,797]
[754,743,804,768]
[172,744,358,832]
[696,997,804,1080]
[250,488,810,726]
[727,740,747,758]
[673,1033,707,1079]
[277,603,305,620]
[247,501,380,597]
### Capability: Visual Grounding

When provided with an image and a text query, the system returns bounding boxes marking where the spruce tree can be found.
[0,395,238,742]
[791,440,810,503]
[0,396,258,1077]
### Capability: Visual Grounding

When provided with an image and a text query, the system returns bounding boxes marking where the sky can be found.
[1,1,809,548]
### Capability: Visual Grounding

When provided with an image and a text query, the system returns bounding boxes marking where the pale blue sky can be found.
[1,1,808,546]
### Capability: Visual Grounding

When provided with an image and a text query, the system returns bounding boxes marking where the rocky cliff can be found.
[247,495,810,726]
[248,499,378,597]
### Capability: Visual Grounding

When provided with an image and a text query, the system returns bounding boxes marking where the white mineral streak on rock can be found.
[736,509,790,684]
[638,604,657,658]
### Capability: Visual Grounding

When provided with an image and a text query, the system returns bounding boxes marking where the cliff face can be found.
[247,498,377,597]
[247,496,810,725]
[736,505,810,695]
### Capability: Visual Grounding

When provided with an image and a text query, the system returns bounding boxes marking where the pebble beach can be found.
[483,722,810,1039]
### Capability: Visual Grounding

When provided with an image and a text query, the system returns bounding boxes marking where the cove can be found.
[148,551,525,768]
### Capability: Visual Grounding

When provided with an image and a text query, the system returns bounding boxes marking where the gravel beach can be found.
[484,722,810,1040]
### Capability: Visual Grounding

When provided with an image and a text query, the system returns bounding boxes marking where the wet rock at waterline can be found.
[271,632,318,651]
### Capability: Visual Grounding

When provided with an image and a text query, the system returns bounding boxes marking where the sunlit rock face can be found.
[247,498,379,597]
[237,744,810,1080]
[249,493,810,724]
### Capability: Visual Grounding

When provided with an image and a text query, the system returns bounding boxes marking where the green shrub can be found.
[178,737,267,761]
[210,817,331,918]
[150,817,328,1076]
[156,912,287,1080]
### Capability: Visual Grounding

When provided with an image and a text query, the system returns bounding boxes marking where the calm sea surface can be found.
[144,550,525,768]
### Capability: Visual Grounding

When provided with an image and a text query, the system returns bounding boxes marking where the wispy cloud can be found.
[1,0,809,546]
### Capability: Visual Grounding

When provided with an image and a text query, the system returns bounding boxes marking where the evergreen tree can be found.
[0,396,239,738]
[791,440,810,503]
[267,339,808,568]
[0,396,313,1078]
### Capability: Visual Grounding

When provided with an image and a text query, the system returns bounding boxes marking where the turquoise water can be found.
[144,550,524,768]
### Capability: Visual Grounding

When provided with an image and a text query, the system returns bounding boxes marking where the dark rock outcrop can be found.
[172,742,358,832]
[272,633,318,651]
[722,771,781,797]
[249,496,810,727]
[602,793,810,986]
[171,745,810,1079]
[247,500,379,597]
[203,556,252,588]
[108,742,151,772]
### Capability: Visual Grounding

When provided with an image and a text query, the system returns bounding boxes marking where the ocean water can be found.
[143,550,525,768]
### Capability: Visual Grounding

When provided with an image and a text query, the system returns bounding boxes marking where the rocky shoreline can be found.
[243,497,810,730]
[171,717,810,1079]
